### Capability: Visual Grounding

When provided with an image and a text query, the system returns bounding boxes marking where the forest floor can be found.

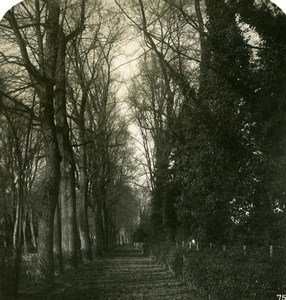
[16,246,202,300]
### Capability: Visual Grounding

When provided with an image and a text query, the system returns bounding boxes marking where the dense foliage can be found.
[147,242,285,300]
[130,0,286,246]
[128,0,286,297]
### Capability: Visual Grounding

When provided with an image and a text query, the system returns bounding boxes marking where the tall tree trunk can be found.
[36,0,61,282]
[55,28,78,268]
[5,0,62,283]
[37,84,61,282]
[7,118,25,297]
[37,134,60,282]
[78,128,92,261]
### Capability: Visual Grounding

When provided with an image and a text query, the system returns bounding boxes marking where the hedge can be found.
[148,242,286,300]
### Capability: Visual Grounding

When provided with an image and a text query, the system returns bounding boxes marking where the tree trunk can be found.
[55,28,78,269]
[37,198,57,283]
[53,202,63,274]
[102,206,109,250]
[4,0,62,283]
[77,128,92,261]
[22,212,27,252]
[194,0,211,95]
[29,207,37,249]
[10,122,24,296]
[37,82,61,283]
[36,0,62,280]
[95,199,104,256]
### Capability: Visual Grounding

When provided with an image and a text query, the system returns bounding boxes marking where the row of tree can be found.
[125,0,286,246]
[0,0,140,296]
[1,0,286,296]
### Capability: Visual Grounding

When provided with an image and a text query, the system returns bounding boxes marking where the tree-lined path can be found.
[1,0,285,298]
[24,247,201,300]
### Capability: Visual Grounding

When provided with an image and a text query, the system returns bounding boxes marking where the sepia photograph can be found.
[0,0,285,299]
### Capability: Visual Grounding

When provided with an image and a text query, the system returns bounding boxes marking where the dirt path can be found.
[45,247,201,300]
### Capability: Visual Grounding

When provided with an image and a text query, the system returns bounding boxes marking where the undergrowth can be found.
[148,242,286,300]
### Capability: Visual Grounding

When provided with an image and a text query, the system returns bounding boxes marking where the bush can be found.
[0,250,17,296]
[183,246,285,300]
[149,242,285,299]
[150,241,173,264]
[20,253,44,288]
[0,250,43,296]
[148,241,187,276]
[167,245,185,276]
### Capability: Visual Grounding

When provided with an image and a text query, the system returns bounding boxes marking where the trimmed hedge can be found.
[149,242,286,300]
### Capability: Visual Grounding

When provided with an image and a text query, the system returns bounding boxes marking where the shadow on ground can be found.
[15,246,202,300]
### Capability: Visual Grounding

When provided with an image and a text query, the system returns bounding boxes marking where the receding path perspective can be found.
[43,247,201,300]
